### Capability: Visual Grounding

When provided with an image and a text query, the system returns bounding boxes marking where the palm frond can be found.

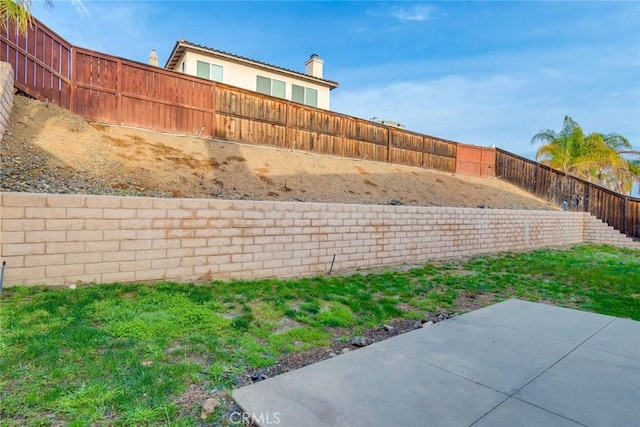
[0,0,33,33]
[0,0,52,34]
[601,133,631,150]
[530,116,636,194]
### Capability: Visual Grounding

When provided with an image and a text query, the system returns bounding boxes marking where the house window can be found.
[273,79,286,98]
[196,61,209,79]
[181,62,185,73]
[292,84,318,107]
[211,64,223,82]
[196,60,223,83]
[256,76,271,95]
[256,76,286,99]
[292,84,304,104]
[305,87,318,107]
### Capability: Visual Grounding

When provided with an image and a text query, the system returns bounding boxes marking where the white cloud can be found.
[70,0,90,18]
[332,68,640,160]
[332,36,640,159]
[367,4,434,23]
[390,5,433,22]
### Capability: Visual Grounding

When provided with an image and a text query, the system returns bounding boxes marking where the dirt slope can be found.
[1,95,555,210]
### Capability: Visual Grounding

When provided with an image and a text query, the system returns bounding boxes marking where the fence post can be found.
[623,196,628,235]
[284,100,290,147]
[116,58,122,125]
[211,82,216,138]
[69,46,76,113]
[340,115,346,158]
[386,128,391,163]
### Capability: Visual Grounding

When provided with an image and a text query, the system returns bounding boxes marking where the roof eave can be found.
[164,40,183,69]
[167,41,339,89]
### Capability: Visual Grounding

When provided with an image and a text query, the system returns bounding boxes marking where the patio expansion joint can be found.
[379,342,510,396]
[581,345,640,361]
[468,316,618,427]
[464,317,594,346]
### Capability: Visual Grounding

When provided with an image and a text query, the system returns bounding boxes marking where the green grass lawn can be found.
[1,244,638,426]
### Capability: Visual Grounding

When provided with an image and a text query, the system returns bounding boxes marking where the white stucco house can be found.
[164,40,339,110]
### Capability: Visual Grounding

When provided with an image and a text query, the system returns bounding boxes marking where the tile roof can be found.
[164,39,339,88]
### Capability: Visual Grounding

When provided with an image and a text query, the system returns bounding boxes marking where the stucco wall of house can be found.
[179,51,332,109]
[5,192,635,288]
[0,62,14,142]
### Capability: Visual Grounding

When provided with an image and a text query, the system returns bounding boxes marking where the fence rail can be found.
[495,149,640,240]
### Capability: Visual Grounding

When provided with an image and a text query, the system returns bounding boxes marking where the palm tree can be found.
[610,154,640,195]
[531,116,639,195]
[0,0,51,34]
[531,116,584,173]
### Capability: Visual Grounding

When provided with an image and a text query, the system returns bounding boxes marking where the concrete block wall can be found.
[0,192,631,287]
[0,62,14,141]
[583,215,640,249]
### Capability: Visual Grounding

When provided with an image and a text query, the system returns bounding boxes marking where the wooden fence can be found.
[455,143,495,177]
[496,149,640,240]
[2,17,637,239]
[0,17,460,172]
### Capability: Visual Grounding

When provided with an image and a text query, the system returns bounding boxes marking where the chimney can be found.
[148,50,159,67]
[305,54,323,78]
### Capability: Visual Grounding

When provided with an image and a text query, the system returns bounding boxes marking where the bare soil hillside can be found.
[1,95,555,210]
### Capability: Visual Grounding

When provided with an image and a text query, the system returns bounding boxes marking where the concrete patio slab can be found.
[233,299,640,427]
[381,319,575,394]
[582,318,640,360]
[232,343,507,427]
[515,345,640,426]
[472,398,583,427]
[453,299,616,344]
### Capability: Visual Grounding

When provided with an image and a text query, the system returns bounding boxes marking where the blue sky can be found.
[34,1,639,162]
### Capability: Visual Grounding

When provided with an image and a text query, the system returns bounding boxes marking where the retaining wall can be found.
[0,61,14,142]
[0,192,637,286]
[584,215,640,249]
